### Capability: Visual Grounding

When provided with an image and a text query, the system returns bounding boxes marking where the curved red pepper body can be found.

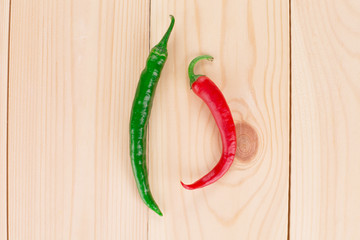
[181,75,237,190]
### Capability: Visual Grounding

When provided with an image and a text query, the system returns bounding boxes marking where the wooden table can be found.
[1,0,359,239]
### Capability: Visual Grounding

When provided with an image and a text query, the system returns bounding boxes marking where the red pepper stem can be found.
[188,55,214,88]
[155,15,175,49]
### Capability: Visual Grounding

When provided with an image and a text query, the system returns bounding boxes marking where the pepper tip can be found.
[156,210,163,216]
[180,181,195,190]
[151,206,163,216]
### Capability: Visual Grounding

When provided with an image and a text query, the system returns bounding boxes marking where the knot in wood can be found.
[235,122,258,162]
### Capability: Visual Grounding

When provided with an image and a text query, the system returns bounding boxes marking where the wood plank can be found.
[0,0,9,239]
[290,0,360,239]
[7,0,149,239]
[148,0,290,239]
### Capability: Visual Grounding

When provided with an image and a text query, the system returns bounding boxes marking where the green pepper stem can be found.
[188,55,214,88]
[155,15,175,49]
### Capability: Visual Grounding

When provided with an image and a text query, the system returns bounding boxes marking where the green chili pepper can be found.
[129,15,175,216]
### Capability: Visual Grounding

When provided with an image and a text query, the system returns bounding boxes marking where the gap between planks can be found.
[6,0,12,239]
[287,0,292,239]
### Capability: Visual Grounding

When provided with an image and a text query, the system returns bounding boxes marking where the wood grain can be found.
[290,0,360,239]
[0,0,9,239]
[4,0,360,238]
[148,0,289,239]
[7,0,149,239]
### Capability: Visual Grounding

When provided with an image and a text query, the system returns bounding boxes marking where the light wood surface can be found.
[148,0,289,239]
[3,0,360,239]
[0,0,9,239]
[290,0,360,239]
[7,0,148,239]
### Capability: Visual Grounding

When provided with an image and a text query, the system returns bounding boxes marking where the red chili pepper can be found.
[181,55,237,190]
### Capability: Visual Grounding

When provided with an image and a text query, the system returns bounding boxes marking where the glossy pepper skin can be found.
[129,16,175,216]
[181,55,237,190]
